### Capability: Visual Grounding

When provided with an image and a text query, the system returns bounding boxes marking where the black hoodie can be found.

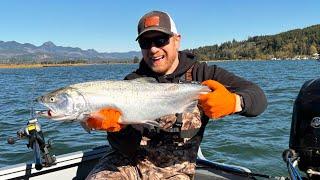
[108,51,267,157]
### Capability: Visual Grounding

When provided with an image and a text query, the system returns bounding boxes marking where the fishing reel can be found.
[7,118,56,170]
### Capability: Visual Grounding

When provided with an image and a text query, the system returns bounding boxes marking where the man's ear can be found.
[174,34,181,50]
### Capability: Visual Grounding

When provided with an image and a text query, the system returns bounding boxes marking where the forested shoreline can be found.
[187,24,320,60]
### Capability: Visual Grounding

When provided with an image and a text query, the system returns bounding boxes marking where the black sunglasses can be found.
[138,35,171,49]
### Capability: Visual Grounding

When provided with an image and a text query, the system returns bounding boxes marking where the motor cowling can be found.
[289,78,320,172]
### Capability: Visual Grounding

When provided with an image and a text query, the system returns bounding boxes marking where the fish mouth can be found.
[36,109,66,120]
[36,109,79,121]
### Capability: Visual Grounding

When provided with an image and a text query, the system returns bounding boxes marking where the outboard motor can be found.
[288,78,320,178]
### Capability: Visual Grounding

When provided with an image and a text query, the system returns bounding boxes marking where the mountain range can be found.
[2,24,319,63]
[0,41,141,63]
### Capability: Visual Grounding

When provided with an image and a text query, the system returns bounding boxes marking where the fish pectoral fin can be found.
[86,108,123,132]
[80,121,92,133]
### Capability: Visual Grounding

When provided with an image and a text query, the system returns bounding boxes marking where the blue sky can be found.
[0,0,319,52]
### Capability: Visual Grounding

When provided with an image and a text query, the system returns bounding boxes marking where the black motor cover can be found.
[289,78,320,171]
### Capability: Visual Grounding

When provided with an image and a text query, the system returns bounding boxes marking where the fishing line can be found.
[29,84,36,119]
[29,67,43,120]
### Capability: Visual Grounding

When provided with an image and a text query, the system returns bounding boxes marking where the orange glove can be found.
[86,108,123,132]
[199,80,236,119]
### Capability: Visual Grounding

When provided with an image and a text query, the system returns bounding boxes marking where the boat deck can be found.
[0,145,254,180]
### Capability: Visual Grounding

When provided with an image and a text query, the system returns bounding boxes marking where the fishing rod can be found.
[282,149,303,180]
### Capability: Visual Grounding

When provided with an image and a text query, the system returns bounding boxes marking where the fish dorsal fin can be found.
[130,77,158,83]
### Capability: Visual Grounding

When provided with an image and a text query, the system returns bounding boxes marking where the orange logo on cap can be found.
[144,16,159,27]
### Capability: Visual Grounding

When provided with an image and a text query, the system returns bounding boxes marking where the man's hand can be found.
[86,108,123,132]
[199,80,238,119]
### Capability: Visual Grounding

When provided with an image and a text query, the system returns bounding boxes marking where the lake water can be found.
[0,60,319,177]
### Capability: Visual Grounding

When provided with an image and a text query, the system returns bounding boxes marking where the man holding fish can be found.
[37,10,267,179]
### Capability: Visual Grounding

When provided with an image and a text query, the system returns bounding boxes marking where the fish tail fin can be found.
[180,86,210,114]
[180,85,211,114]
[199,86,211,94]
[182,99,199,113]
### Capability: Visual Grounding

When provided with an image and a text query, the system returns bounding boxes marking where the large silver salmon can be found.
[36,78,210,128]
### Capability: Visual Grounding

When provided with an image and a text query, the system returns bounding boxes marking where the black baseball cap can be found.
[136,11,178,40]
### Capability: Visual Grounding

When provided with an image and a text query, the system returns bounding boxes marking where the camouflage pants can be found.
[86,136,201,180]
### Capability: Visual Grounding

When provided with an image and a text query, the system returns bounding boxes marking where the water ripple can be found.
[1,61,320,177]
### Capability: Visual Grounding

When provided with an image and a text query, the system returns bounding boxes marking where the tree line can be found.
[186,24,320,60]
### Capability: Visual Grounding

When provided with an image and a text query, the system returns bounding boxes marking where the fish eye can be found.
[49,97,55,102]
